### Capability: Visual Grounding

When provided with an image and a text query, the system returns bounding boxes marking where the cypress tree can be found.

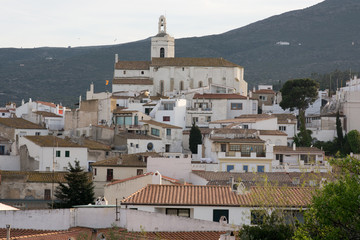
[189,122,202,154]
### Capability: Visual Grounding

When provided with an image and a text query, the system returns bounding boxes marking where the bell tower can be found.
[151,15,175,59]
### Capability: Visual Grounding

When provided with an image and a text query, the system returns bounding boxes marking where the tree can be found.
[280,78,319,147]
[54,161,95,208]
[347,130,360,153]
[336,110,344,152]
[189,122,202,154]
[294,156,360,240]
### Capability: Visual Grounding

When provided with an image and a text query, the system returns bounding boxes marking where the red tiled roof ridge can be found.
[106,173,153,186]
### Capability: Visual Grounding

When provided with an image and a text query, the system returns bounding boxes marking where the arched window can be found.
[198,81,203,88]
[180,81,184,91]
[160,48,165,58]
[160,80,164,95]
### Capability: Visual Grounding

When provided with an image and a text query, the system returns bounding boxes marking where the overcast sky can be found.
[1,0,324,48]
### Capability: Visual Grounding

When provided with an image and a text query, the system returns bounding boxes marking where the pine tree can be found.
[53,161,95,208]
[189,122,202,154]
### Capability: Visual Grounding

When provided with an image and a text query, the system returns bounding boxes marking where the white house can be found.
[121,184,313,226]
[151,98,187,129]
[19,135,88,172]
[113,16,248,98]
[186,93,258,128]
[209,114,278,130]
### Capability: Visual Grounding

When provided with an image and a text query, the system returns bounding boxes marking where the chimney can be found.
[115,54,119,63]
[6,224,10,240]
[152,171,162,185]
[293,142,296,151]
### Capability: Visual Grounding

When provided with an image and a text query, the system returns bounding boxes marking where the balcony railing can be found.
[187,107,212,112]
[220,151,266,158]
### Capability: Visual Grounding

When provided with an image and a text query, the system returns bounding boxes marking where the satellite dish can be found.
[147,142,154,151]
[97,233,106,240]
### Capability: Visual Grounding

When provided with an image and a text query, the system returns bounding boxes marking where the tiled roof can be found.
[193,93,247,99]
[81,139,111,151]
[151,57,242,68]
[112,109,138,114]
[24,136,84,148]
[0,118,46,129]
[236,114,276,119]
[210,137,265,143]
[118,132,161,140]
[238,186,315,207]
[36,101,63,109]
[0,171,68,183]
[141,120,182,129]
[122,184,239,206]
[0,136,10,141]
[273,114,297,124]
[91,153,160,167]
[115,61,151,70]
[274,146,324,153]
[0,227,230,240]
[113,78,153,85]
[34,111,62,118]
[106,172,181,186]
[259,130,287,136]
[253,89,275,94]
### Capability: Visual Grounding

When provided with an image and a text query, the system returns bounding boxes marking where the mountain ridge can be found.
[1,0,359,107]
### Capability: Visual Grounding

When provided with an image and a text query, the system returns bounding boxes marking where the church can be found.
[112,16,247,96]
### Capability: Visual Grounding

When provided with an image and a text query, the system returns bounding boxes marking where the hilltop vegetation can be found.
[1,0,360,107]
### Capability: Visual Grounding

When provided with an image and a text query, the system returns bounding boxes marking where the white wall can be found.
[0,155,20,170]
[147,156,192,182]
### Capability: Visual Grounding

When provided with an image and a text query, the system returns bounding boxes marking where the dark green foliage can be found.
[239,211,295,240]
[311,70,359,94]
[280,79,319,112]
[347,130,360,153]
[336,111,344,151]
[189,123,202,154]
[54,161,95,208]
[294,156,360,240]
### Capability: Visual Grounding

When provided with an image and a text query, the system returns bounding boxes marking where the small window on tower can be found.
[160,48,165,58]
[141,71,144,75]
[123,70,126,74]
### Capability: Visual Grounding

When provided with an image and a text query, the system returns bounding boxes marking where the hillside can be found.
[1,0,360,107]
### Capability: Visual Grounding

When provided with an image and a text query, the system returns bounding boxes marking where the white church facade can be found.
[112,16,248,97]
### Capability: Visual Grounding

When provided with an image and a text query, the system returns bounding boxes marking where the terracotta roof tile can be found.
[238,186,315,207]
[141,120,182,129]
[113,78,153,85]
[122,184,239,206]
[106,172,181,186]
[115,61,151,70]
[151,57,242,68]
[81,139,111,151]
[36,101,63,109]
[273,114,297,124]
[91,153,160,167]
[274,146,324,153]
[0,171,68,183]
[34,111,62,118]
[193,93,247,99]
[210,137,265,143]
[259,130,287,136]
[24,136,84,148]
[253,89,275,94]
[0,118,46,129]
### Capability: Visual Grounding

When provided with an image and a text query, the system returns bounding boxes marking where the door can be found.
[0,146,4,155]
[106,169,113,181]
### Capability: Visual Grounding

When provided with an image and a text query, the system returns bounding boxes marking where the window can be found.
[160,48,165,58]
[141,71,144,75]
[259,95,267,101]
[106,169,113,182]
[257,165,265,172]
[151,128,160,136]
[192,117,198,123]
[226,165,234,172]
[123,70,126,74]
[206,116,211,122]
[137,169,143,175]
[163,116,170,121]
[251,210,267,225]
[276,154,284,164]
[44,189,51,200]
[35,132,41,136]
[243,125,249,129]
[160,81,164,95]
[166,129,171,136]
[180,81,184,91]
[279,126,286,131]
[231,103,243,110]
[213,209,229,223]
[65,151,70,157]
[56,150,60,157]
[243,165,248,172]
[252,102,257,112]
[221,144,226,152]
[166,208,190,217]
[229,145,241,151]
[136,144,139,148]
[94,168,97,176]
[198,81,203,88]
[130,143,133,147]
[162,102,174,110]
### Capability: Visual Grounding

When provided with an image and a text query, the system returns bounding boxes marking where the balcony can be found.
[219,151,267,159]
[187,107,212,113]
